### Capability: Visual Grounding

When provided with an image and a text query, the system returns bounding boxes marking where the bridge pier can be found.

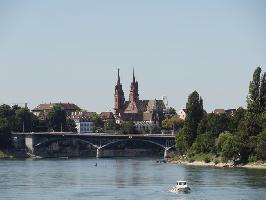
[96,148,103,158]
[25,134,34,154]
[164,148,169,159]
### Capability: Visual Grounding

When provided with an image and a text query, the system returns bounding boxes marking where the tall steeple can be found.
[114,68,125,115]
[117,68,121,84]
[133,67,135,83]
[129,68,139,102]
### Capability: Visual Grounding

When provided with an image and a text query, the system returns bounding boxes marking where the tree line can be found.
[175,66,266,163]
[0,104,146,149]
[0,104,78,149]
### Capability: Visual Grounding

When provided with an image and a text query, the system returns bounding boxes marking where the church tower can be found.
[129,68,139,102]
[114,68,125,115]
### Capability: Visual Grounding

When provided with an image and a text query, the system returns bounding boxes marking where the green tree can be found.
[0,104,14,119]
[120,121,137,134]
[104,119,118,131]
[11,105,20,113]
[182,91,204,146]
[0,104,17,148]
[260,72,266,110]
[190,132,215,154]
[256,129,266,160]
[162,116,184,131]
[229,107,246,131]
[244,112,262,137]
[150,125,161,134]
[168,107,176,116]
[261,111,266,131]
[47,105,66,132]
[90,113,104,130]
[175,129,190,154]
[15,107,33,132]
[197,113,231,138]
[234,130,251,162]
[215,132,241,162]
[245,67,265,137]
[0,118,11,148]
[247,67,262,112]
[65,119,77,132]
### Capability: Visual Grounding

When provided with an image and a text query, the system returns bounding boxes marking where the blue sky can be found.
[0,0,265,112]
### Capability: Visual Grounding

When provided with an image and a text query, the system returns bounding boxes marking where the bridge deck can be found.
[12,132,175,139]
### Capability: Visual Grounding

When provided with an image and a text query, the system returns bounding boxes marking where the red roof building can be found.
[32,103,80,119]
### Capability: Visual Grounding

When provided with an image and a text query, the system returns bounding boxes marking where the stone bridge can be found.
[12,132,176,158]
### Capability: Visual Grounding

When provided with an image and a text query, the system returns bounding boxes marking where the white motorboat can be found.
[170,181,191,193]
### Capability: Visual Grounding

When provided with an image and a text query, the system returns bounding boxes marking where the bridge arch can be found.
[166,144,176,151]
[101,138,166,150]
[34,137,99,149]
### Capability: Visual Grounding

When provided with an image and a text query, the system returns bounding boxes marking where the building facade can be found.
[114,69,165,127]
[75,120,94,134]
[70,111,94,133]
[32,103,80,120]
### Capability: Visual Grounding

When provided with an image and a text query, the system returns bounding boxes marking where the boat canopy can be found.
[176,181,187,185]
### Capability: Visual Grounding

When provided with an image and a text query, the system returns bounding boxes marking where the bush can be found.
[188,158,195,163]
[190,132,215,154]
[248,155,257,163]
[175,130,189,154]
[256,130,266,160]
[204,156,211,163]
[120,122,138,134]
[214,158,220,165]
[215,132,241,162]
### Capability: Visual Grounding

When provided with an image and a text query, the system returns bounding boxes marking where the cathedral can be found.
[114,69,166,125]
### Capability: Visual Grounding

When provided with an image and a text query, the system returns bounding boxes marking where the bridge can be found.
[12,132,176,158]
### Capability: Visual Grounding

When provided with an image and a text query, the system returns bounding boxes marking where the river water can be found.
[0,158,266,200]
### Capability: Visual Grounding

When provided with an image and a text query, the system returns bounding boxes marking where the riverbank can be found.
[167,158,266,169]
[0,150,13,159]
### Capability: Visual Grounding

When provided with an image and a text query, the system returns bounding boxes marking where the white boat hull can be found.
[170,186,191,193]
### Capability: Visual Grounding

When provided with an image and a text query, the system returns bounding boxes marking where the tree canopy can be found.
[47,105,66,132]
[184,91,204,143]
[120,121,137,134]
[175,67,266,163]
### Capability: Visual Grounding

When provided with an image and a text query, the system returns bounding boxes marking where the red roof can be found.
[99,112,114,120]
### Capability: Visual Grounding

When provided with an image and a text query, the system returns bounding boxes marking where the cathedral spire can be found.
[133,67,135,83]
[117,68,120,84]
[114,68,125,115]
[129,67,139,102]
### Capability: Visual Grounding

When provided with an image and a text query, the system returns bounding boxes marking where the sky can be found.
[0,0,265,112]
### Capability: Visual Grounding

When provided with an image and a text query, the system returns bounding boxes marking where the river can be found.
[0,158,266,200]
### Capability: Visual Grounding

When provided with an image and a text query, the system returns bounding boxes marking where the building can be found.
[99,112,115,121]
[134,121,158,133]
[213,109,225,114]
[213,108,236,115]
[225,109,236,115]
[177,109,187,120]
[114,68,166,127]
[70,111,94,133]
[32,103,80,120]
[75,120,94,134]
